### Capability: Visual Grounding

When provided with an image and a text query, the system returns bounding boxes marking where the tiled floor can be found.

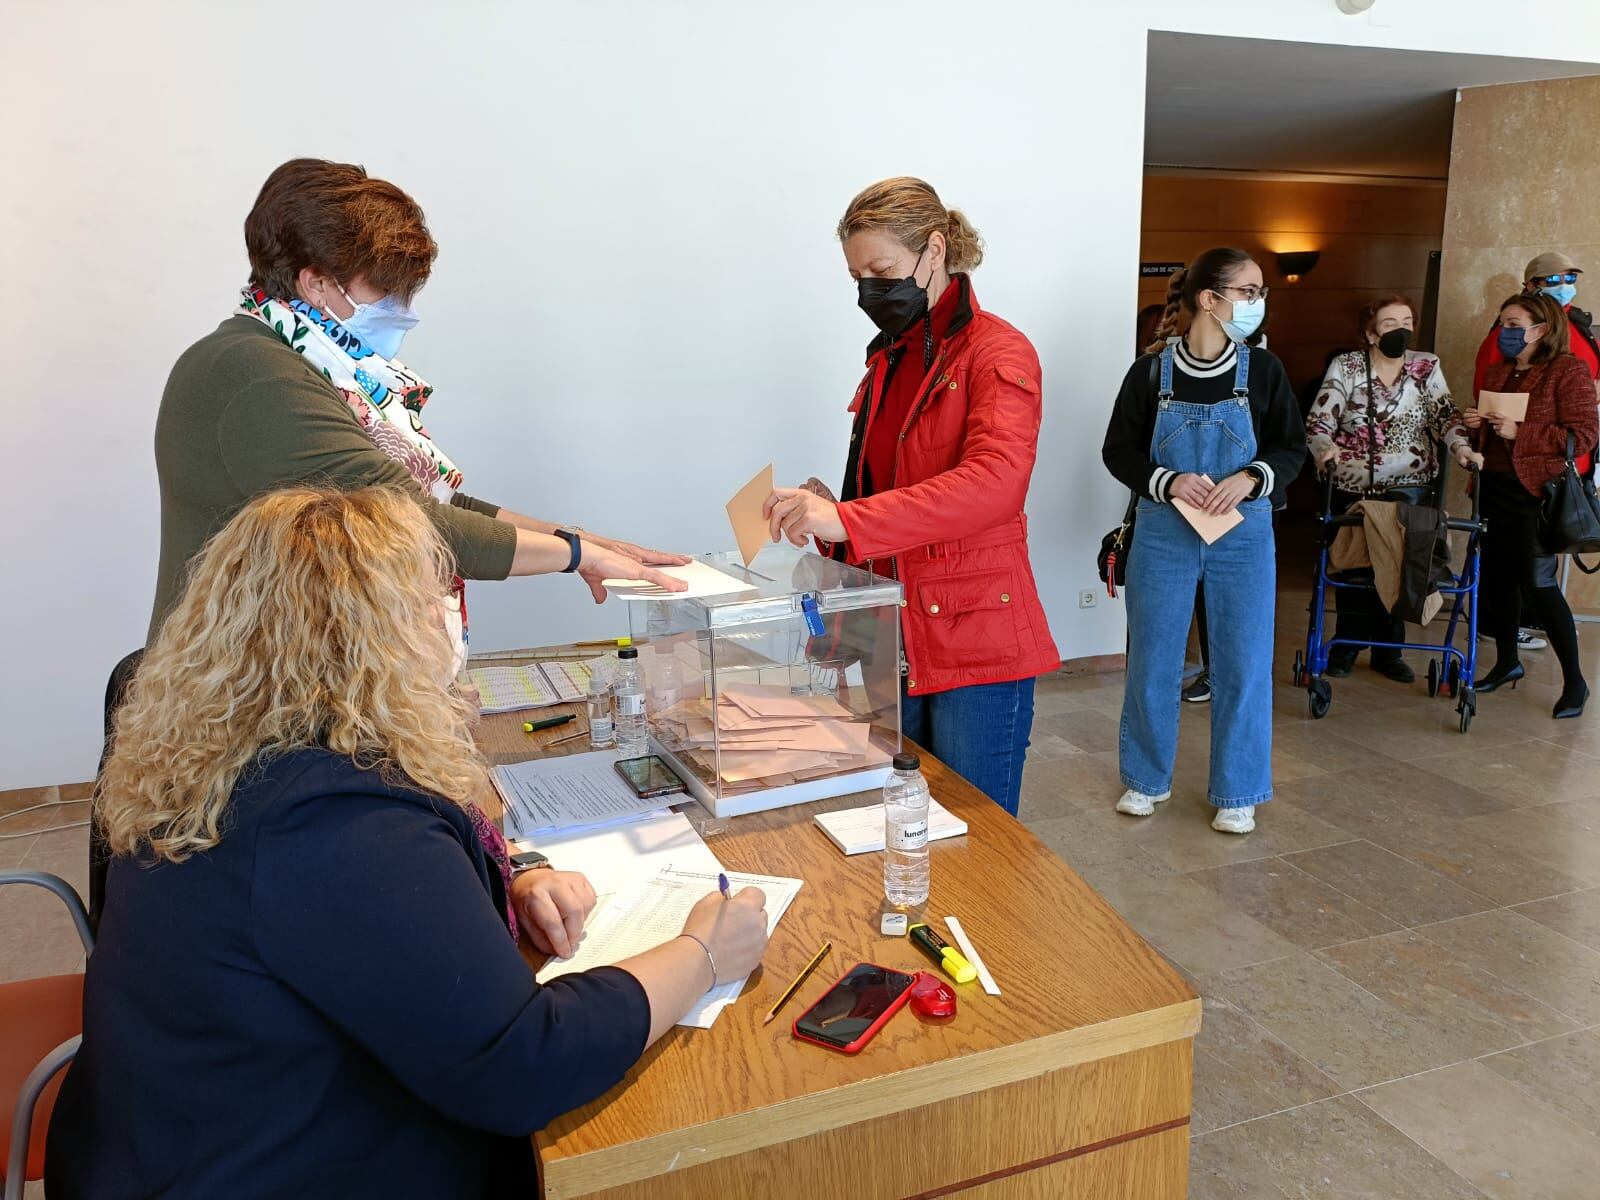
[6,572,1600,1196]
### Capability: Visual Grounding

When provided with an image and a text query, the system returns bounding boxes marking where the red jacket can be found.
[1474,305,1599,474]
[1479,353,1599,497]
[831,276,1060,697]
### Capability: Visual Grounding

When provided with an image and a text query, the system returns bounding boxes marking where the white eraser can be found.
[880,912,909,936]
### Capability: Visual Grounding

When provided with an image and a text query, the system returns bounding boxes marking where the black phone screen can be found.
[794,964,916,1048]
[613,755,685,797]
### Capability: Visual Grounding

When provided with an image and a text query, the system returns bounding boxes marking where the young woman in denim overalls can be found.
[1102,248,1307,833]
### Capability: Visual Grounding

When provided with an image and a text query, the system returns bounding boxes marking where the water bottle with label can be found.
[613,645,649,758]
[586,658,614,749]
[883,751,930,907]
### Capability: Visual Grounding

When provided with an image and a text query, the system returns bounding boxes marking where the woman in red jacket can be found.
[763,177,1059,815]
[1463,292,1599,717]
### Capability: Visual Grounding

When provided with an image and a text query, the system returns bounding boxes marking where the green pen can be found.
[522,713,576,734]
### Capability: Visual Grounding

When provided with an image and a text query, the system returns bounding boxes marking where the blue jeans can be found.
[1120,391,1275,809]
[902,677,1035,816]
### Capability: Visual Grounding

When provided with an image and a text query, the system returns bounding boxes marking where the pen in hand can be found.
[718,872,731,900]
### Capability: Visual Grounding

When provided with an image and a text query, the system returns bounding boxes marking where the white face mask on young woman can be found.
[1213,291,1267,344]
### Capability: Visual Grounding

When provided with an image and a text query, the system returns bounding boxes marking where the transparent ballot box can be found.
[626,547,904,818]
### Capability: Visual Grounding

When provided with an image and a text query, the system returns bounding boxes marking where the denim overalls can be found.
[1120,343,1274,809]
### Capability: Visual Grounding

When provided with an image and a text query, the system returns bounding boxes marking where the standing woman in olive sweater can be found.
[1102,248,1306,834]
[95,158,686,925]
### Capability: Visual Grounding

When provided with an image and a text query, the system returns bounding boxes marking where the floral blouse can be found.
[1306,350,1469,493]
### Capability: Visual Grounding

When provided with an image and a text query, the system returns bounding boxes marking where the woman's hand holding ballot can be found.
[764,486,847,546]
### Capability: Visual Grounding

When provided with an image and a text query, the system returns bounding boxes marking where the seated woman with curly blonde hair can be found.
[47,487,770,1200]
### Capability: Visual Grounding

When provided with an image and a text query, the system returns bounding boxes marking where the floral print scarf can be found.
[236,285,472,642]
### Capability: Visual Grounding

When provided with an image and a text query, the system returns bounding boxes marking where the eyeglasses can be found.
[1212,284,1270,303]
[1533,273,1580,286]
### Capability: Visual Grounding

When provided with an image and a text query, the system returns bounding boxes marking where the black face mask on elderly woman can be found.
[857,247,929,337]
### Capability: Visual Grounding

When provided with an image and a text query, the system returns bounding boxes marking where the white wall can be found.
[5,0,1599,788]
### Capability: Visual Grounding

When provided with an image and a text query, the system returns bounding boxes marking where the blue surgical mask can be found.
[1217,294,1266,343]
[1498,326,1530,357]
[1542,283,1578,307]
[336,283,419,360]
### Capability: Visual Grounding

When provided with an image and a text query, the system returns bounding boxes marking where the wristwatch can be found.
[552,525,583,574]
[510,847,552,878]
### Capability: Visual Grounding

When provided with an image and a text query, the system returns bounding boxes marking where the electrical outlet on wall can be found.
[1079,589,1098,609]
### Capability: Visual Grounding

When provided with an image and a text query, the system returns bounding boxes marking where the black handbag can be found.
[1098,492,1136,596]
[1540,431,1600,572]
[1098,356,1163,597]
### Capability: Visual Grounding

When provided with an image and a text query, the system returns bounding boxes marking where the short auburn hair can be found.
[1358,294,1415,337]
[244,159,438,302]
[1500,291,1570,365]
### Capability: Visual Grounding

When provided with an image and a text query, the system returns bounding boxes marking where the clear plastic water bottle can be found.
[586,659,614,749]
[883,751,930,908]
[613,645,648,758]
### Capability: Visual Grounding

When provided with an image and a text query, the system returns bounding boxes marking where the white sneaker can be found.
[1519,628,1548,651]
[1211,806,1256,834]
[1116,788,1171,817]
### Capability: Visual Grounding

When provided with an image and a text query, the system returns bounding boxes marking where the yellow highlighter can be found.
[908,923,978,985]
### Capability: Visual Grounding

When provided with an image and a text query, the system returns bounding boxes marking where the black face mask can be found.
[1376,328,1413,358]
[857,248,929,337]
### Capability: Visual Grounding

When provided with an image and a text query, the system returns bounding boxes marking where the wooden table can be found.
[476,651,1199,1199]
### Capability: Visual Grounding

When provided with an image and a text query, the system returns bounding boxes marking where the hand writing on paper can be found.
[577,544,688,605]
[763,487,847,547]
[1203,471,1258,516]
[512,869,598,959]
[1167,473,1214,507]
[680,887,770,986]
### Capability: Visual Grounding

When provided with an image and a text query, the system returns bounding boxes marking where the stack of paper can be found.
[814,797,968,855]
[467,660,596,714]
[536,865,803,1028]
[602,560,758,601]
[654,682,891,792]
[492,750,669,837]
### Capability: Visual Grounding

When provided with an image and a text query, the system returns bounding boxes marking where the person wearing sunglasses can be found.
[1469,253,1600,657]
[1103,247,1306,834]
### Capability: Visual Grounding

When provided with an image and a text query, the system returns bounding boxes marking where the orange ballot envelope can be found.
[1171,475,1243,544]
[726,463,775,565]
[1477,391,1529,422]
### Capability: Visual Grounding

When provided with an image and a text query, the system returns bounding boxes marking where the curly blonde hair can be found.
[99,486,487,863]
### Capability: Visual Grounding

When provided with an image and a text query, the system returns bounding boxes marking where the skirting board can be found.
[1056,654,1126,677]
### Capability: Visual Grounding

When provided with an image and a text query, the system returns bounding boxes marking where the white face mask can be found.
[333,282,420,360]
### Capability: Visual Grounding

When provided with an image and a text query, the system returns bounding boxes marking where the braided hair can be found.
[1143,247,1257,355]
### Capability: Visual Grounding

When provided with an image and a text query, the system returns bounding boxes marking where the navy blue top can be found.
[47,749,651,1199]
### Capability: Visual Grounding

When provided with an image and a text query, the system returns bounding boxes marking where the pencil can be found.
[763,940,832,1026]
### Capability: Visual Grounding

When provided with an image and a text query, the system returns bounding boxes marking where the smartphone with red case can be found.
[791,962,917,1054]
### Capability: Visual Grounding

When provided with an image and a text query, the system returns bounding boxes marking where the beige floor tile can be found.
[1083,870,1303,977]
[1478,1029,1600,1139]
[1015,751,1121,821]
[1112,793,1353,874]
[20,824,90,899]
[0,879,89,985]
[1189,1094,1489,1200]
[1358,1060,1599,1200]
[1213,952,1486,1089]
[1189,996,1341,1135]
[1364,816,1596,906]
[1029,709,1121,754]
[1455,803,1600,888]
[1307,699,1532,761]
[1410,739,1600,809]
[1414,910,1600,1026]
[1282,839,1499,927]
[1187,856,1402,950]
[1276,759,1510,825]
[1512,888,1600,953]
[1316,930,1578,1055]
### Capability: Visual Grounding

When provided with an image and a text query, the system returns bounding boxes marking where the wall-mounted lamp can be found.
[1275,250,1321,283]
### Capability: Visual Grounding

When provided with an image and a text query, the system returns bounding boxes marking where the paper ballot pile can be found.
[654,682,891,793]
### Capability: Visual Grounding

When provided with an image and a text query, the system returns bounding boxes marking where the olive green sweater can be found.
[149,317,516,641]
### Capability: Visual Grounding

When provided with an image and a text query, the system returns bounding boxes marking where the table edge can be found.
[539,995,1201,1199]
